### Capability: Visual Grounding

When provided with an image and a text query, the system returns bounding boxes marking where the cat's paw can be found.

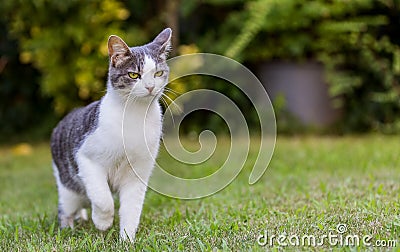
[59,215,74,229]
[75,208,88,222]
[80,208,88,221]
[92,208,114,231]
[120,229,135,243]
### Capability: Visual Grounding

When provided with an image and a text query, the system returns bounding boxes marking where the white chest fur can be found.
[79,91,162,176]
[72,90,163,241]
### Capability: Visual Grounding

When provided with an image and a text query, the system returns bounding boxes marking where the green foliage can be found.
[325,31,400,133]
[0,23,53,140]
[0,1,175,139]
[1,0,400,135]
[2,0,133,114]
[225,0,382,59]
[223,0,400,132]
[169,0,400,133]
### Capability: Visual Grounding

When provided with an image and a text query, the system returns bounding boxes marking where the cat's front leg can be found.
[77,154,114,231]
[118,161,153,242]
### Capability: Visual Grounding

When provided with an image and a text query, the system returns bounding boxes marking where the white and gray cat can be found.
[51,28,172,241]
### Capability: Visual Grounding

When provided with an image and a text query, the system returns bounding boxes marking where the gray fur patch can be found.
[51,101,101,193]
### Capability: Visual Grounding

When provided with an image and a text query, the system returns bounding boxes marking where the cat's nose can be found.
[145,86,154,93]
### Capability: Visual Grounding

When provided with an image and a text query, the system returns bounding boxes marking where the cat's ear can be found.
[151,28,172,60]
[108,35,131,67]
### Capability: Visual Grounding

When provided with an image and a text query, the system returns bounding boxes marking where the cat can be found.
[50,28,172,242]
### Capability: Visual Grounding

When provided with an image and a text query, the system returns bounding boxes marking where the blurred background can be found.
[0,0,399,143]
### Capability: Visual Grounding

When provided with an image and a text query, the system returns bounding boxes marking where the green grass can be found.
[0,136,399,251]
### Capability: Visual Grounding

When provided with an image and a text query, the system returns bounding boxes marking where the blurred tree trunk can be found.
[164,0,180,55]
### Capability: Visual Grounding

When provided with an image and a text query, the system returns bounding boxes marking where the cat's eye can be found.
[128,72,141,79]
[154,71,164,77]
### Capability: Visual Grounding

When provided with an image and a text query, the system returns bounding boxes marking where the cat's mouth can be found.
[142,89,163,98]
[133,92,162,101]
[119,88,163,102]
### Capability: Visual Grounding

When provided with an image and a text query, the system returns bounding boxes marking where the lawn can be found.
[0,135,399,251]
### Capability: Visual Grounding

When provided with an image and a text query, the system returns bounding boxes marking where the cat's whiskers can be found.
[159,95,168,108]
[159,95,176,128]
[163,87,181,96]
[161,93,183,114]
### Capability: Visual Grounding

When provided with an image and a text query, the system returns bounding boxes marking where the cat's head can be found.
[107,28,172,101]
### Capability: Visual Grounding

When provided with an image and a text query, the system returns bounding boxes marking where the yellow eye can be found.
[154,70,164,77]
[128,72,141,79]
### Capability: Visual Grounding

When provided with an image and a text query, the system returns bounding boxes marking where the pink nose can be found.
[145,86,154,93]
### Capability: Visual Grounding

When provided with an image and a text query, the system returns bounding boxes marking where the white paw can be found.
[80,209,88,221]
[75,209,88,221]
[120,229,135,243]
[60,215,74,229]
[92,208,114,231]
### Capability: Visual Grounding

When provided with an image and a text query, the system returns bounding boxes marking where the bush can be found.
[223,0,400,132]
[1,0,399,136]
[0,22,53,141]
